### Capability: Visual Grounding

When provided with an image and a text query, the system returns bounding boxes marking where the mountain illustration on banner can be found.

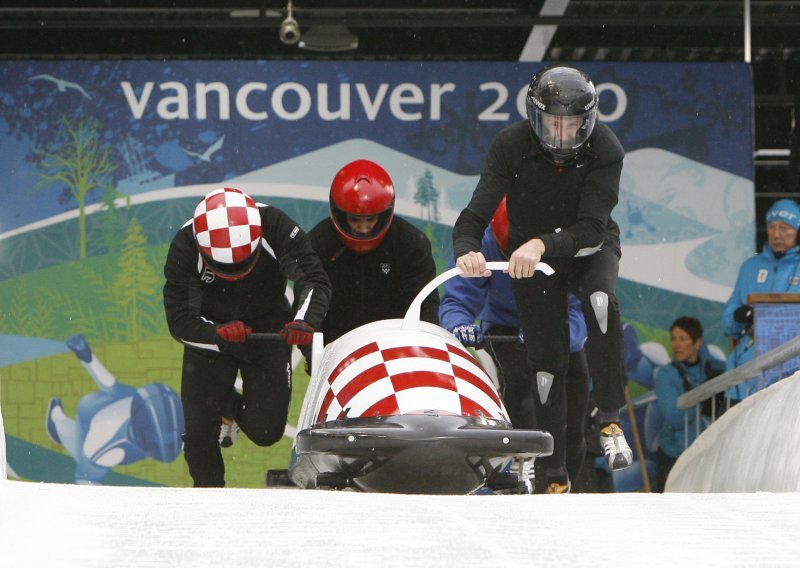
[0,139,751,300]
[616,147,753,301]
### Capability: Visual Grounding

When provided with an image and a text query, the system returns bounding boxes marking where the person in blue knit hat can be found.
[722,198,800,399]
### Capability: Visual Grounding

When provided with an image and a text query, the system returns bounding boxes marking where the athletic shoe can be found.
[599,423,633,470]
[219,417,239,448]
[545,480,571,494]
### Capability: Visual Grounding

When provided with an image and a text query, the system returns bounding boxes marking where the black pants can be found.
[180,341,292,487]
[510,247,626,419]
[486,327,589,488]
[655,448,678,493]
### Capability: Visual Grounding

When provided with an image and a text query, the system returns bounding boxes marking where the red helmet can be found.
[192,187,262,280]
[329,159,395,253]
[490,195,509,252]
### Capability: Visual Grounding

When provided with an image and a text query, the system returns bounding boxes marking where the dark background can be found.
[3,0,799,248]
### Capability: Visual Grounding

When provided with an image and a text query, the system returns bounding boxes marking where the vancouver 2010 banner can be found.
[0,60,752,488]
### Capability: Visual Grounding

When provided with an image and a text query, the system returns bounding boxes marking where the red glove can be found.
[280,320,314,345]
[216,321,252,343]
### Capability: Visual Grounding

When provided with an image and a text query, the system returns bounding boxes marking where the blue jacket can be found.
[654,352,726,458]
[439,227,587,353]
[722,245,800,338]
[725,337,756,400]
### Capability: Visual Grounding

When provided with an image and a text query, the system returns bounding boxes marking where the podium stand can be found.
[748,293,800,386]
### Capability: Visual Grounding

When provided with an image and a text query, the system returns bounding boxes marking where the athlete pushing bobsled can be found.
[270,262,555,495]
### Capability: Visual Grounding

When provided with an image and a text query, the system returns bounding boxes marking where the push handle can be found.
[401,261,554,331]
[250,331,324,377]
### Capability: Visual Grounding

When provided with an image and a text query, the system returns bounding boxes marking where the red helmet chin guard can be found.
[192,187,262,280]
[329,159,395,254]
[490,196,510,253]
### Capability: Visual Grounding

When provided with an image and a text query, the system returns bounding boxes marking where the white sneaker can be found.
[599,423,633,470]
[507,457,535,494]
[219,417,239,448]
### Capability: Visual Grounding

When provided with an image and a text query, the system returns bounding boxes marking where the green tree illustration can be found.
[115,218,160,340]
[34,114,117,260]
[99,182,131,255]
[0,279,56,337]
[413,169,440,222]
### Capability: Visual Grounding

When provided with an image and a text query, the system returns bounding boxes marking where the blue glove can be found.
[517,328,525,345]
[452,324,484,348]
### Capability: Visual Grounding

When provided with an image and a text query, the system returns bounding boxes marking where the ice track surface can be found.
[1,482,800,567]
[3,376,800,567]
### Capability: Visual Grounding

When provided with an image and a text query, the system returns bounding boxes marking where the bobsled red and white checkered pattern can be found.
[314,337,509,424]
[192,188,262,264]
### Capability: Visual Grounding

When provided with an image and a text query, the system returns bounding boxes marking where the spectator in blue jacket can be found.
[440,197,589,494]
[722,198,800,399]
[654,316,725,491]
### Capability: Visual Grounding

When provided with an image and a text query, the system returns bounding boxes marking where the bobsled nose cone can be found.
[293,415,553,494]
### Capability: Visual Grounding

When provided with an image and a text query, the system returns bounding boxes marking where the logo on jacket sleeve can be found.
[380,262,391,275]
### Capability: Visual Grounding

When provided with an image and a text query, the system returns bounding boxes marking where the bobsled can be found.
[276,262,554,495]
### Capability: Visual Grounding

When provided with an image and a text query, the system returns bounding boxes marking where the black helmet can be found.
[526,65,598,164]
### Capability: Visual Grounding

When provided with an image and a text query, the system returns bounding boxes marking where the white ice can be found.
[2,376,800,567]
[668,370,800,493]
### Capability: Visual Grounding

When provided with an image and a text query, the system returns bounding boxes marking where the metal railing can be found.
[676,335,800,447]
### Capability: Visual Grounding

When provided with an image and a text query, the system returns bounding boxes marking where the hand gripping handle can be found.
[401,261,554,331]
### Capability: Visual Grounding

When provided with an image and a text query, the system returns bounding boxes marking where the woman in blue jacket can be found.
[654,316,725,491]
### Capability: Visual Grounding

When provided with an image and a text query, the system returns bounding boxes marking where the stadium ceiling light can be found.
[298,25,359,52]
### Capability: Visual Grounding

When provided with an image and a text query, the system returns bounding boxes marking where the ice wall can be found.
[666,372,800,492]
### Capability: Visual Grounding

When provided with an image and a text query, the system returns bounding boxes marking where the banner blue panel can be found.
[0,60,754,486]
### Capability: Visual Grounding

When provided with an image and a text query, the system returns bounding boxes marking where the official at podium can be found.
[722,198,800,399]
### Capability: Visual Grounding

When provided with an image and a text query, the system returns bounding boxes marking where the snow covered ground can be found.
[3,377,800,567]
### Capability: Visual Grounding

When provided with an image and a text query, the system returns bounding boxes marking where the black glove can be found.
[733,304,754,327]
[216,321,252,343]
[280,320,314,345]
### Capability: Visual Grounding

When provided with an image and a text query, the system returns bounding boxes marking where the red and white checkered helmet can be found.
[192,187,262,280]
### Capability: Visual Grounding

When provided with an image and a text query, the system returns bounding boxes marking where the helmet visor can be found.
[201,246,260,281]
[530,109,596,157]
[332,208,393,241]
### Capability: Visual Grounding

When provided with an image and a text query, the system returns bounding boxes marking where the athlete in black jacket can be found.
[308,159,439,346]
[453,66,633,484]
[163,187,331,487]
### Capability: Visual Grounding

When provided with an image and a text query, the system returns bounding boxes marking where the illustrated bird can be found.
[182,135,225,163]
[28,74,93,100]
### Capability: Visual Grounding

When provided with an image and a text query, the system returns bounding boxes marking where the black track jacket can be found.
[308,216,439,344]
[163,204,331,351]
[453,120,624,259]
